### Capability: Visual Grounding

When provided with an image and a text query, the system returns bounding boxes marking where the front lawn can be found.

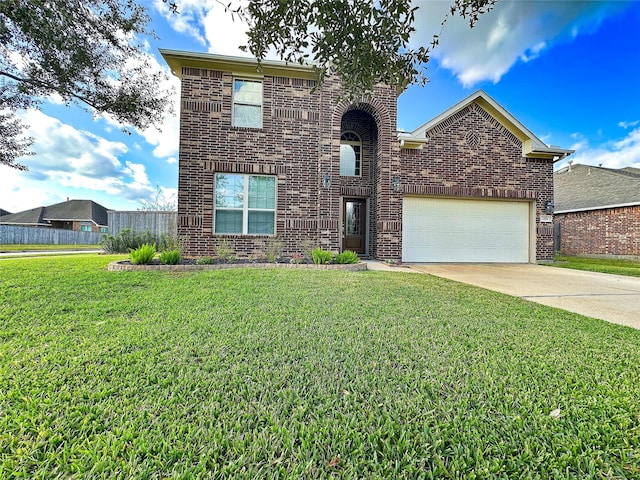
[1,255,639,478]
[552,254,640,277]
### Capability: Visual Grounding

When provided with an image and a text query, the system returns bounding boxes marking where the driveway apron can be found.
[406,264,640,329]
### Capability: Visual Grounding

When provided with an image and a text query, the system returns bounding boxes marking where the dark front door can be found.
[342,199,366,254]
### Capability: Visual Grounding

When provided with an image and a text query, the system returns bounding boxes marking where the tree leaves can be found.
[241,0,496,100]
[0,0,174,169]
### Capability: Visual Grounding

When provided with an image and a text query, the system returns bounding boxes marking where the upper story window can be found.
[214,173,276,235]
[340,131,361,176]
[233,79,262,128]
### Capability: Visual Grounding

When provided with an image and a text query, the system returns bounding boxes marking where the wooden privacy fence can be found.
[108,211,177,237]
[0,225,102,245]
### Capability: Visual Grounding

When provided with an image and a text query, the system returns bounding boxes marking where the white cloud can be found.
[411,0,630,87]
[152,0,207,45]
[98,50,180,160]
[167,156,177,165]
[559,127,640,170]
[0,110,159,212]
[619,120,639,129]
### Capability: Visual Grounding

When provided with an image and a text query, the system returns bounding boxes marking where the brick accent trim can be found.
[403,185,537,200]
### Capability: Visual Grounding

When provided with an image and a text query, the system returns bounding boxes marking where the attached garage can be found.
[402,197,532,263]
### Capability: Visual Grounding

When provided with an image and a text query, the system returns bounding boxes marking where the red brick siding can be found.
[177,65,553,261]
[555,205,640,256]
[398,102,555,261]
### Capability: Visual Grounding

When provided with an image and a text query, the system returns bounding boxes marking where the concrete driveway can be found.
[407,264,640,329]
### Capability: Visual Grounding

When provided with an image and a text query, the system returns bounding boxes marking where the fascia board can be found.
[555,201,640,214]
[160,49,318,81]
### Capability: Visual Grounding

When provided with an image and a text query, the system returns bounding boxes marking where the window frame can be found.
[80,222,93,232]
[214,173,277,235]
[340,131,362,177]
[232,78,263,129]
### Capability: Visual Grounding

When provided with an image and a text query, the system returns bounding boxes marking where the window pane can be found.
[345,201,361,235]
[215,174,244,208]
[234,80,262,104]
[233,104,261,128]
[248,176,276,209]
[340,144,357,176]
[215,210,243,234]
[248,211,275,234]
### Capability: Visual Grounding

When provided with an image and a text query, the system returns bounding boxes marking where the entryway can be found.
[342,198,366,254]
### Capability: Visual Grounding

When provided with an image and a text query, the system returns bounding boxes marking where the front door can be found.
[342,199,366,254]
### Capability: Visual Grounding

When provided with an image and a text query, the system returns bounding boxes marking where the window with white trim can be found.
[340,131,361,176]
[214,173,276,234]
[80,222,92,232]
[233,79,262,128]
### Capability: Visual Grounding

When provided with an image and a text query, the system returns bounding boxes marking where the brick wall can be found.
[555,205,640,256]
[398,102,555,261]
[177,62,554,262]
[177,66,399,259]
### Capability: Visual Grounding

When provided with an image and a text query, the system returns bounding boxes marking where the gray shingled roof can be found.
[0,200,109,226]
[0,209,13,217]
[0,206,47,225]
[554,164,640,212]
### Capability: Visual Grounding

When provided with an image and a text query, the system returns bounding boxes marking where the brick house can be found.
[0,199,109,233]
[554,163,640,257]
[161,49,573,263]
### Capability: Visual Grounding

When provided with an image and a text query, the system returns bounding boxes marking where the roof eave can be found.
[525,147,575,162]
[159,49,319,81]
[555,201,640,214]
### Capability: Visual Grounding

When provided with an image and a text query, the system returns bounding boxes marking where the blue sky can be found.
[2,0,639,213]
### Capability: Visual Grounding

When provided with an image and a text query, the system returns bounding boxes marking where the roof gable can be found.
[554,164,640,212]
[399,90,573,161]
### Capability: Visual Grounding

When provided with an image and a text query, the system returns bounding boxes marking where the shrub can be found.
[157,233,185,254]
[100,233,124,253]
[129,243,156,265]
[312,247,334,265]
[159,249,181,265]
[300,239,317,263]
[334,250,359,264]
[196,256,214,265]
[290,253,304,264]
[263,237,284,263]
[214,240,235,263]
[101,228,161,254]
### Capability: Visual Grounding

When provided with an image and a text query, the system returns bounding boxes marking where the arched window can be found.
[340,131,361,177]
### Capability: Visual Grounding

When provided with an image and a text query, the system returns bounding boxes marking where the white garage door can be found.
[402,197,531,263]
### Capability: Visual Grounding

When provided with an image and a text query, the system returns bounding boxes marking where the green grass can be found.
[1,255,640,478]
[0,244,100,252]
[552,255,640,277]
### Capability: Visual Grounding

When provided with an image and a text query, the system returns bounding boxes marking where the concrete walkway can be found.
[0,250,102,258]
[404,264,640,329]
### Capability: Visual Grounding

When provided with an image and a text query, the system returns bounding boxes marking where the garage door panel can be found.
[402,197,530,263]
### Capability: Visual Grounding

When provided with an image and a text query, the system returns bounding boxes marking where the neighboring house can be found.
[0,209,11,217]
[0,199,110,233]
[554,163,640,257]
[161,49,573,263]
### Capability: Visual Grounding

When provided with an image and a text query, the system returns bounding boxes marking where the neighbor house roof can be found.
[0,206,47,226]
[554,163,640,213]
[0,200,110,227]
[398,90,574,161]
[0,208,12,217]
